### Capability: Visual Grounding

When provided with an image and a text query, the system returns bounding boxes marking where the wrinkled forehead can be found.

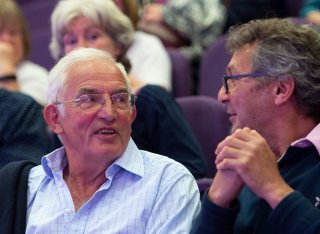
[65,58,127,89]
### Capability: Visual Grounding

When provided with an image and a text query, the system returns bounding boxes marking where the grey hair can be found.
[47,47,132,115]
[50,0,134,61]
[226,18,320,122]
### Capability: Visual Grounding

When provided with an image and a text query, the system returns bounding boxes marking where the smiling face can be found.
[218,44,275,134]
[49,58,136,164]
[63,16,121,59]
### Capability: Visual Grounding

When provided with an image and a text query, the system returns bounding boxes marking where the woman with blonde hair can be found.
[0,0,48,106]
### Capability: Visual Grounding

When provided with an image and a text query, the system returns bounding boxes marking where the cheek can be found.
[61,111,93,133]
[14,38,24,62]
[64,45,77,55]
[98,39,120,57]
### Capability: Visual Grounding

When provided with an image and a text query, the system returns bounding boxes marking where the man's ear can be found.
[130,105,137,124]
[273,75,295,106]
[43,104,64,134]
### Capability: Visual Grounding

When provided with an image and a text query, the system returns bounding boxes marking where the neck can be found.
[63,158,110,211]
[266,115,316,157]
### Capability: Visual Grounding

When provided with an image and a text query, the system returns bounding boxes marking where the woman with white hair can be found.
[50,0,171,93]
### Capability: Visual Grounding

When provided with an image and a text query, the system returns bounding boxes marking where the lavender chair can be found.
[20,0,57,70]
[198,34,231,98]
[176,96,231,178]
[167,48,193,97]
[285,0,304,17]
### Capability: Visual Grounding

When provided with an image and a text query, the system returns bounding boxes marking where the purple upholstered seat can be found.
[167,48,193,97]
[20,0,57,70]
[176,95,231,177]
[198,34,231,99]
[285,0,304,17]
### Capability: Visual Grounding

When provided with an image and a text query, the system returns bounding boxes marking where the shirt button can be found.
[65,208,71,214]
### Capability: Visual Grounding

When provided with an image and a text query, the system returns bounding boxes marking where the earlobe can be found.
[43,104,64,134]
[274,75,295,106]
[130,106,137,123]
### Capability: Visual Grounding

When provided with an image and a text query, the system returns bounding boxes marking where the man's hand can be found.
[208,169,244,208]
[215,127,294,208]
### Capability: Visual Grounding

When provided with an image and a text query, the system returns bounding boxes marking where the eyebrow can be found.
[77,87,129,96]
[77,88,101,96]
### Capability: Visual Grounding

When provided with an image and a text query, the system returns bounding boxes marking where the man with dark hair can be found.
[192,18,320,234]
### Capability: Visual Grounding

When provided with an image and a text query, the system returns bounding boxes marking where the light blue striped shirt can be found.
[26,138,200,233]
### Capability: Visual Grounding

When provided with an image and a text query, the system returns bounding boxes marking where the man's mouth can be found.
[95,128,116,135]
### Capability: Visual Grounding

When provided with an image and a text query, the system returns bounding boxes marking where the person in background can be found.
[49,0,208,179]
[300,0,320,25]
[0,47,200,233]
[191,18,320,233]
[0,0,48,106]
[51,0,171,93]
[138,0,226,60]
[0,88,52,168]
[222,0,287,32]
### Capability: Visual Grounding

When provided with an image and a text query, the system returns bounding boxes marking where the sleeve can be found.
[126,32,172,91]
[270,191,320,234]
[190,191,240,234]
[0,91,52,167]
[16,61,49,106]
[145,168,201,234]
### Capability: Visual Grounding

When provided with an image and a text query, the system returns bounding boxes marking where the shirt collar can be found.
[111,138,144,177]
[41,138,144,179]
[291,122,320,156]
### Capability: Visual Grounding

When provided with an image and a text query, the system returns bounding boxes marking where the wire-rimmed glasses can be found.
[55,92,136,111]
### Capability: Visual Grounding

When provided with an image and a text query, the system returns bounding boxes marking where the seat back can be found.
[198,34,231,98]
[167,48,193,97]
[176,96,231,177]
[20,0,57,70]
[285,0,303,17]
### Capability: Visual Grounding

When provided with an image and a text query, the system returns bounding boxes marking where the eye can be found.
[80,94,100,103]
[112,93,128,103]
[63,35,78,46]
[111,93,128,104]
[87,31,100,41]
[77,94,102,110]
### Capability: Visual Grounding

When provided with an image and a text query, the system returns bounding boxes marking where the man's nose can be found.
[217,86,229,103]
[97,98,116,121]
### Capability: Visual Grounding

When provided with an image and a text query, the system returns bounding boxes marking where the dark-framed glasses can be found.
[55,92,136,111]
[222,72,269,94]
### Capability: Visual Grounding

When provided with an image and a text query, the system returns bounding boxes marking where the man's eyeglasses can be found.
[222,72,269,94]
[55,93,136,111]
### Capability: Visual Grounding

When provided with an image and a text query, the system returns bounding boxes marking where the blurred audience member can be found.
[191,18,320,233]
[138,0,226,60]
[0,88,52,168]
[0,0,48,106]
[300,0,320,25]
[50,0,208,179]
[50,0,171,93]
[223,0,287,32]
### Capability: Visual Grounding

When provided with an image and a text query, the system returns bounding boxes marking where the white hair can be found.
[47,47,132,115]
[49,0,134,60]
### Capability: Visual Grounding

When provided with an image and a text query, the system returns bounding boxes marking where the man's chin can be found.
[230,125,241,134]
